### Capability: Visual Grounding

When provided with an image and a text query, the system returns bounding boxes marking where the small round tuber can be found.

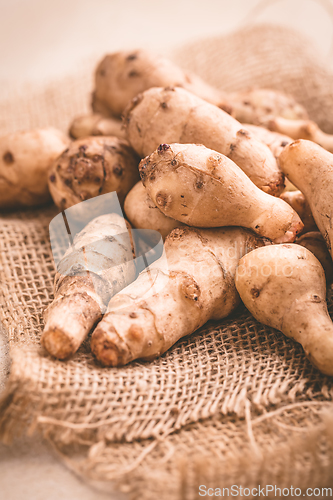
[124,181,186,240]
[92,49,223,118]
[48,136,140,211]
[0,127,69,210]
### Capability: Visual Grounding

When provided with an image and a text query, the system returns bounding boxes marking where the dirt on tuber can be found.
[42,213,136,359]
[90,226,266,366]
[140,143,303,243]
[48,136,140,212]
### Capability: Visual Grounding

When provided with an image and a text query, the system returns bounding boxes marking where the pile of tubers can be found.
[2,49,333,375]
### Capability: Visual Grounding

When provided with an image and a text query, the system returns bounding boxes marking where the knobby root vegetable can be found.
[0,127,69,209]
[140,143,303,243]
[124,181,186,240]
[243,124,293,161]
[279,140,333,258]
[90,226,266,366]
[69,114,126,140]
[48,136,140,211]
[280,190,317,234]
[224,88,308,124]
[124,86,284,196]
[268,116,333,153]
[92,49,223,118]
[42,213,136,359]
[297,232,333,283]
[243,124,296,191]
[235,244,333,376]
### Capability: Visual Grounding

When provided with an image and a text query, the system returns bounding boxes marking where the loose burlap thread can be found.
[1,24,333,499]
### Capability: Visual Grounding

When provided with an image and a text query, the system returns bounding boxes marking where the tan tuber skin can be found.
[124,181,186,240]
[279,140,333,259]
[140,143,303,243]
[90,226,265,367]
[280,190,317,234]
[243,124,293,162]
[48,136,140,211]
[92,50,310,128]
[42,214,136,359]
[236,244,333,376]
[124,86,284,196]
[93,49,223,118]
[297,232,333,283]
[69,114,126,140]
[0,128,69,210]
[268,116,333,154]
[225,88,308,124]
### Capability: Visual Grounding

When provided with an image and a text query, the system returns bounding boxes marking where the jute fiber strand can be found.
[1,24,333,499]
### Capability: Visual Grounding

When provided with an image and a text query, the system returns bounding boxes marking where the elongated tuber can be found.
[268,116,333,153]
[42,213,136,359]
[48,136,140,211]
[297,232,333,283]
[124,181,186,240]
[93,50,309,127]
[90,226,265,366]
[235,244,333,375]
[69,114,126,140]
[0,127,69,209]
[92,49,223,118]
[140,143,302,242]
[124,86,284,195]
[279,140,333,258]
[280,190,317,234]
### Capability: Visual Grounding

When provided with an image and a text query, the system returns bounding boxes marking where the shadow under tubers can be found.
[235,244,333,376]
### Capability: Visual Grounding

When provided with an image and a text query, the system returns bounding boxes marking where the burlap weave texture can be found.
[1,24,333,499]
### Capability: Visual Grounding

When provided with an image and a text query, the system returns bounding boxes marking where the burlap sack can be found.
[1,24,333,500]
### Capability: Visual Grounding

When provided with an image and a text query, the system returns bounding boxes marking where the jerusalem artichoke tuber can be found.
[48,136,140,212]
[140,143,303,243]
[235,244,333,376]
[243,124,293,161]
[42,213,136,359]
[268,116,333,153]
[69,114,126,140]
[124,86,284,195]
[225,88,308,124]
[297,232,333,283]
[124,181,186,240]
[279,140,333,258]
[280,190,317,234]
[90,226,265,366]
[92,49,223,118]
[0,128,69,209]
